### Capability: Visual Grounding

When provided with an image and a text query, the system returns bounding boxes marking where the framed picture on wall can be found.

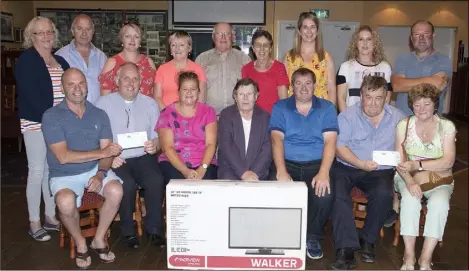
[1,12,14,42]
[14,27,23,43]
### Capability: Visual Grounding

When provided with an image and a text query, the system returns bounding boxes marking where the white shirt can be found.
[337,60,392,107]
[241,117,252,154]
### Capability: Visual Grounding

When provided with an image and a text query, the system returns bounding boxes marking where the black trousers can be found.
[159,161,218,184]
[269,159,335,241]
[331,162,394,250]
[113,154,165,237]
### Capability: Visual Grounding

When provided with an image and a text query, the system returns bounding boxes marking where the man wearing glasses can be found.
[196,22,251,115]
[96,62,166,249]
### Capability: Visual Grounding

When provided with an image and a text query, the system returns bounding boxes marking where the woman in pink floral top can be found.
[156,71,218,183]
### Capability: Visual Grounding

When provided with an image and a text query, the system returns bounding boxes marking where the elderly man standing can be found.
[96,62,165,248]
[269,67,339,260]
[330,76,406,270]
[42,68,123,269]
[196,22,251,115]
[56,14,107,105]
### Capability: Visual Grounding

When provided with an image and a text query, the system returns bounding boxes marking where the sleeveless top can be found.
[99,54,156,97]
[397,115,456,162]
[20,65,65,133]
[285,51,329,99]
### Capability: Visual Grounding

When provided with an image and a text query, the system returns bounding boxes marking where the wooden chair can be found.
[113,189,143,237]
[59,191,111,259]
[351,187,385,238]
[392,199,444,247]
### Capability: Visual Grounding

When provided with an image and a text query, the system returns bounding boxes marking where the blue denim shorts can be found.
[49,165,122,207]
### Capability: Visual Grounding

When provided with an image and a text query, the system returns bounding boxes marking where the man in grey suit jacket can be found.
[217,78,272,180]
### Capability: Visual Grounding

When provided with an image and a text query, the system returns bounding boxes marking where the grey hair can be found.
[23,16,60,49]
[114,62,141,85]
[71,14,95,33]
[232,78,259,100]
[212,22,233,35]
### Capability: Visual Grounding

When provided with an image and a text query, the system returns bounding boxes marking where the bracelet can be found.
[97,168,108,178]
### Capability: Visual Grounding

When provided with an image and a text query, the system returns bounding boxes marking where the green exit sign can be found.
[311,9,330,19]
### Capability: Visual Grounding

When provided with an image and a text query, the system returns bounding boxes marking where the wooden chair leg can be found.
[379,228,384,238]
[393,218,400,247]
[89,209,96,227]
[70,237,76,259]
[135,191,143,237]
[59,223,65,248]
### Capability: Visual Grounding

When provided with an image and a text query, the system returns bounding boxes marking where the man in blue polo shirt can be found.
[330,76,405,270]
[391,20,452,117]
[269,67,339,260]
[42,68,123,269]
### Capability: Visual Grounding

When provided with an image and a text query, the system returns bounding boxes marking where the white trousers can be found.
[23,130,56,222]
[395,175,453,241]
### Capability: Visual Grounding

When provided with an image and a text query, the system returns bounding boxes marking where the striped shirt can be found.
[20,65,65,133]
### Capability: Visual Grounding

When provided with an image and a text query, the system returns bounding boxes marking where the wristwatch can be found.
[202,164,208,169]
[97,168,108,178]
[418,161,423,171]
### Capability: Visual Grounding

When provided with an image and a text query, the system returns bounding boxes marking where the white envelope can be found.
[372,151,401,166]
[117,131,148,149]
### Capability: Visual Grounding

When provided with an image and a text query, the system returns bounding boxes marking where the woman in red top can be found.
[241,30,289,114]
[99,23,156,97]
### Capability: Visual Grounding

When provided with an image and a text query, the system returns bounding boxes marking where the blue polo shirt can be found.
[393,51,452,116]
[269,96,339,162]
[41,100,113,178]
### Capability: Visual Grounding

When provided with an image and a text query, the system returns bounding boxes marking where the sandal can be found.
[75,250,91,270]
[43,221,61,232]
[89,245,115,263]
[401,257,415,270]
[28,228,51,242]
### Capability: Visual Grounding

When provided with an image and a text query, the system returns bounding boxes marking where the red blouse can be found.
[241,60,290,114]
[99,54,156,97]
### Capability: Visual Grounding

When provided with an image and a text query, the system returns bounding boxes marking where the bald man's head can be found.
[115,62,141,101]
[61,68,88,105]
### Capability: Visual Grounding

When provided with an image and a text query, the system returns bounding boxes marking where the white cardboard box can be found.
[166,180,308,270]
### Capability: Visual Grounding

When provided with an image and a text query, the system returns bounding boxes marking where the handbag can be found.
[401,117,453,192]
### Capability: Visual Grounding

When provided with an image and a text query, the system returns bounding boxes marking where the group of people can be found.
[14,10,456,270]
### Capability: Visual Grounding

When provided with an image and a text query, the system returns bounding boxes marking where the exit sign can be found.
[311,9,329,19]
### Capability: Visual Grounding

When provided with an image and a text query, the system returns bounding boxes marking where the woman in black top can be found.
[15,16,70,242]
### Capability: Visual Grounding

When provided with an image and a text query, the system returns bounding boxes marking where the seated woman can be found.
[156,71,217,183]
[394,83,457,270]
[218,78,272,180]
[99,23,156,97]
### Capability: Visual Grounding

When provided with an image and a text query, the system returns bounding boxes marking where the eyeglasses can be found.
[214,32,232,38]
[253,43,271,50]
[123,21,140,27]
[33,30,55,37]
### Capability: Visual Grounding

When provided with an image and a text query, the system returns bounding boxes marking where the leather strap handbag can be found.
[401,117,453,192]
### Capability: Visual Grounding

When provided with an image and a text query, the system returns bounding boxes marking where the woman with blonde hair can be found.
[336,25,392,112]
[99,23,156,97]
[283,11,336,104]
[154,30,207,110]
[15,16,70,242]
[395,83,456,270]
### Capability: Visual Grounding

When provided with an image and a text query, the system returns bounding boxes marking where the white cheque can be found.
[372,151,401,167]
[117,131,148,149]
